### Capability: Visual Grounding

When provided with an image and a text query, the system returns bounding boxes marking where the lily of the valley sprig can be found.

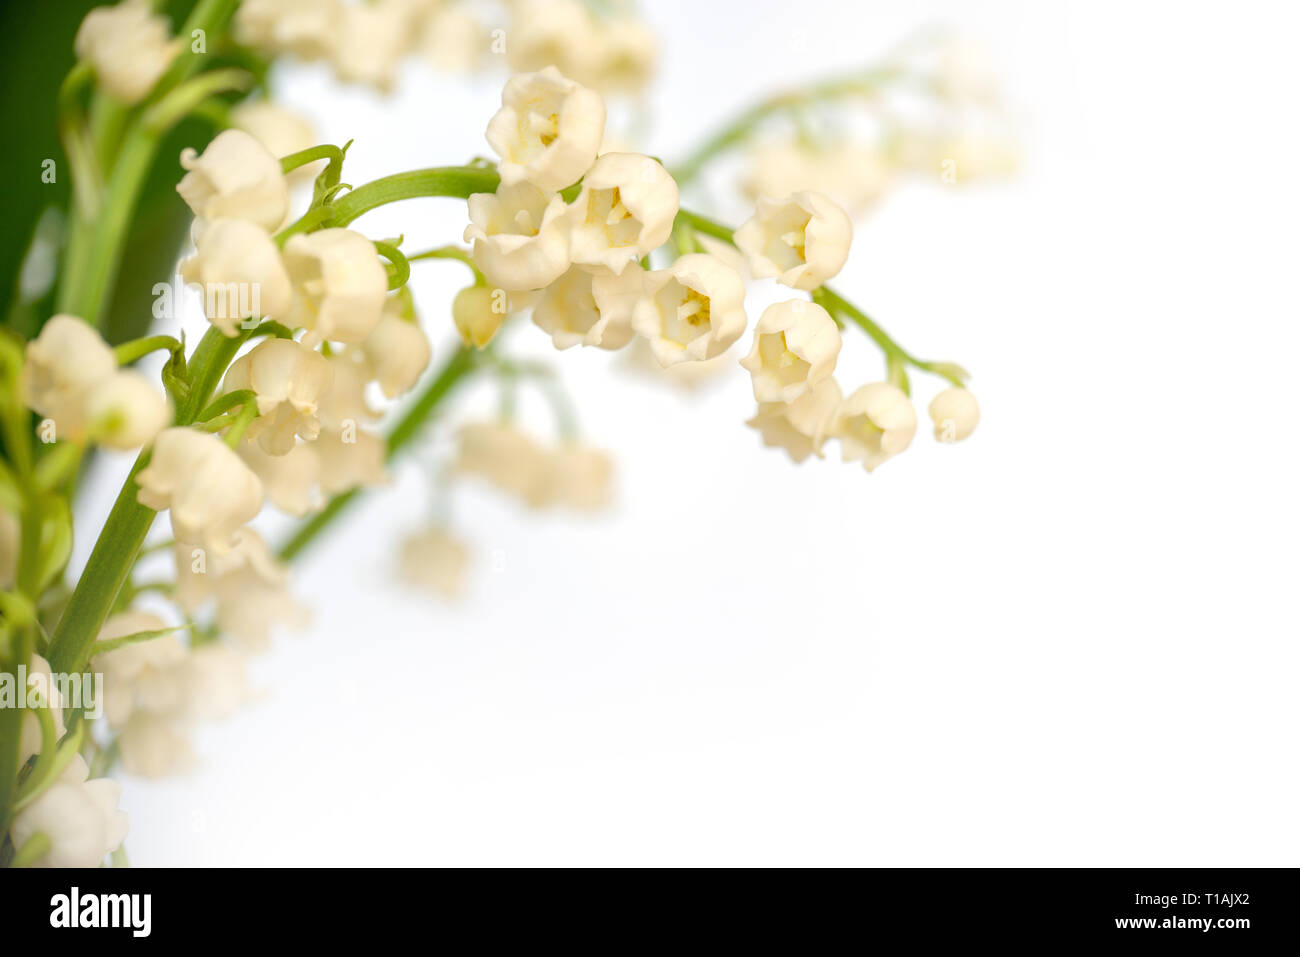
[0,0,1002,869]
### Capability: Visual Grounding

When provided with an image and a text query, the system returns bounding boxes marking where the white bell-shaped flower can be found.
[834,382,917,473]
[747,377,843,464]
[543,443,615,510]
[632,253,747,367]
[118,710,195,779]
[400,527,471,599]
[315,428,388,495]
[332,0,416,92]
[179,218,293,336]
[177,129,290,233]
[532,266,640,350]
[20,315,118,441]
[316,352,378,432]
[739,299,841,404]
[238,440,323,517]
[93,611,185,728]
[734,190,853,291]
[172,527,287,616]
[283,229,388,345]
[566,152,679,274]
[9,756,128,867]
[504,0,600,84]
[454,421,552,506]
[234,0,342,61]
[486,66,605,193]
[135,427,264,554]
[84,370,173,450]
[222,338,333,455]
[464,182,572,291]
[74,0,180,104]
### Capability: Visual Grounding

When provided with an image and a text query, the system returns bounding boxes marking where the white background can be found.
[107,0,1300,865]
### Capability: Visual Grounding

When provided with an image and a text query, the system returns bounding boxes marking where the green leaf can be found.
[90,623,189,659]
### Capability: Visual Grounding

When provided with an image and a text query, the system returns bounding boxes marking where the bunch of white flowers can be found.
[3,5,990,868]
[462,69,979,475]
[234,0,658,96]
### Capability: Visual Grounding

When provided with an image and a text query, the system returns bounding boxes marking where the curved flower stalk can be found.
[0,6,996,869]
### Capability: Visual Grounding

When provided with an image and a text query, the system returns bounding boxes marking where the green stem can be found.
[55,0,243,327]
[57,61,100,221]
[279,144,344,174]
[114,335,181,366]
[196,388,255,423]
[10,832,51,869]
[675,207,969,389]
[279,346,478,561]
[329,167,500,226]
[221,399,258,448]
[373,240,410,290]
[45,326,248,675]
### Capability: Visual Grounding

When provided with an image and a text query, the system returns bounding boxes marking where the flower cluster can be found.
[3,8,991,867]
[234,0,656,95]
[463,68,980,474]
[729,35,1018,215]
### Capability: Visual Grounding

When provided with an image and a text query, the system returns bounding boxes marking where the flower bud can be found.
[740,300,840,404]
[136,428,264,554]
[362,301,432,398]
[486,66,605,193]
[453,285,506,349]
[177,130,290,233]
[734,190,853,291]
[928,388,980,443]
[632,253,747,367]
